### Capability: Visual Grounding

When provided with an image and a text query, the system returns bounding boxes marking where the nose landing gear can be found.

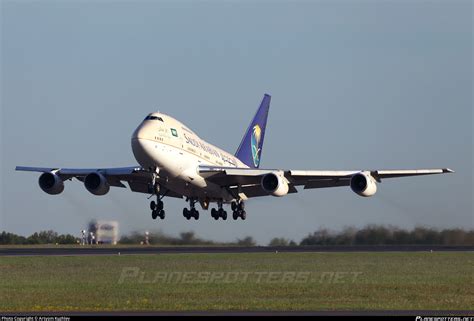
[150,199,165,220]
[149,174,165,220]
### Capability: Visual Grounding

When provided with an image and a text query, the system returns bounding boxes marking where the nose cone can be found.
[131,123,155,168]
[132,123,147,140]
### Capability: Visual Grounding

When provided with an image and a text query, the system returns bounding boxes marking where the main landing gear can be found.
[149,193,246,221]
[183,198,199,220]
[211,201,228,220]
[231,200,246,220]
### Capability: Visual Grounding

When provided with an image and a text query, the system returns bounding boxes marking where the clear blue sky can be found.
[1,0,472,244]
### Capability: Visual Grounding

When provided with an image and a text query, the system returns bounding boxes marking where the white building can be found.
[89,220,119,245]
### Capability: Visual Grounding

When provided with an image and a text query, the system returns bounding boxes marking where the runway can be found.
[0,245,472,256]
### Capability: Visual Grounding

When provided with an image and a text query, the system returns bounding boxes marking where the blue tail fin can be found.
[235,94,271,168]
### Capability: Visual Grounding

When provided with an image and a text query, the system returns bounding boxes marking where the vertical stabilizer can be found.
[235,94,271,168]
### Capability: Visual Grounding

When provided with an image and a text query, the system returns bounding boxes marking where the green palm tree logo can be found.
[251,125,262,167]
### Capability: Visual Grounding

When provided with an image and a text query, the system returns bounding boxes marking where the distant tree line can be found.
[1,225,473,246]
[0,229,257,246]
[0,230,78,245]
[119,230,257,246]
[297,225,474,246]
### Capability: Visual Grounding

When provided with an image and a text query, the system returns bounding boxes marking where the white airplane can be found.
[16,94,453,221]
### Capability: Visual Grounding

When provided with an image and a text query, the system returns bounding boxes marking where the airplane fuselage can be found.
[131,112,247,202]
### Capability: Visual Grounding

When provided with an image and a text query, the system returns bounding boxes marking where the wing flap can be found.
[199,166,275,186]
[373,168,454,179]
[16,166,143,176]
[229,184,298,198]
[15,166,57,173]
[303,179,350,189]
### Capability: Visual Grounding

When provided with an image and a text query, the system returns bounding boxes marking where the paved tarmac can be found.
[0,245,472,256]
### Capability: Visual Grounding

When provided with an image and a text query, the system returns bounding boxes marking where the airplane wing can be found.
[199,166,454,199]
[15,166,183,198]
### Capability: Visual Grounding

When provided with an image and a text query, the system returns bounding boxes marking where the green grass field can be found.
[0,252,472,311]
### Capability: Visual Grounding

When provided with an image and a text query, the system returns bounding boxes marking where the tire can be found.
[159,210,165,219]
[222,211,227,220]
[233,211,238,220]
[241,210,246,220]
[231,202,237,212]
[194,211,199,220]
[183,208,189,218]
[150,201,156,211]
[151,210,158,220]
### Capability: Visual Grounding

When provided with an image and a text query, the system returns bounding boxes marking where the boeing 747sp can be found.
[16,94,453,221]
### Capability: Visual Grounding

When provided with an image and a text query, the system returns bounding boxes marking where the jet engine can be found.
[261,172,289,197]
[350,172,377,197]
[38,172,64,195]
[84,172,110,196]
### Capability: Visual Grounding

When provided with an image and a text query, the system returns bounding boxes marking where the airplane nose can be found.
[131,124,155,168]
[132,137,153,168]
[132,125,146,140]
[132,120,156,140]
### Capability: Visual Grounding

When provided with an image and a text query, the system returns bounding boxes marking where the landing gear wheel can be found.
[240,210,246,220]
[159,210,165,219]
[157,200,164,210]
[150,197,165,220]
[231,202,237,212]
[212,208,219,220]
[183,208,190,220]
[222,211,227,220]
[211,208,217,219]
[184,198,199,221]
[233,211,238,220]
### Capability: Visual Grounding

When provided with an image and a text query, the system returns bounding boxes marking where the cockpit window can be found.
[144,115,164,122]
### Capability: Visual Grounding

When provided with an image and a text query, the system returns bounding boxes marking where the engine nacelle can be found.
[261,172,289,197]
[38,172,64,195]
[84,172,110,196]
[350,172,377,197]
